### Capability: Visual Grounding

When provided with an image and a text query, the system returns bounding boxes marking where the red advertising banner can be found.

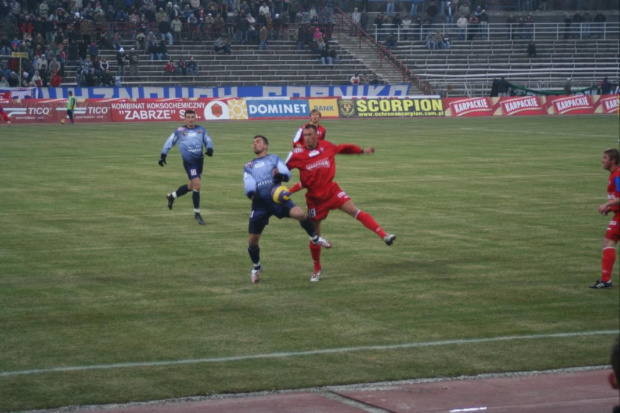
[592,95,619,114]
[495,96,546,116]
[541,95,595,115]
[444,97,494,117]
[1,96,616,124]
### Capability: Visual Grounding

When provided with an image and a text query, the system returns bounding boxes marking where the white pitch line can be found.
[1,330,617,378]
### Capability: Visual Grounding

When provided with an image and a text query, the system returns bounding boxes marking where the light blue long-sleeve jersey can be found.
[243,154,291,205]
[161,125,213,163]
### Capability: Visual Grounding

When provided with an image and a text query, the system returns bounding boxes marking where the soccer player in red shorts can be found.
[590,148,620,289]
[0,105,11,126]
[286,124,396,282]
[292,108,326,148]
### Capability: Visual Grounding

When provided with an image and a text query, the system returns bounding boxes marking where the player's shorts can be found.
[605,213,620,243]
[248,199,296,234]
[306,183,351,221]
[183,160,204,180]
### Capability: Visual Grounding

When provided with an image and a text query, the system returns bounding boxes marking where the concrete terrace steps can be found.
[61,39,393,87]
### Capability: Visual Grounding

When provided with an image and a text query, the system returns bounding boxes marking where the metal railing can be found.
[371,21,620,42]
[334,9,434,94]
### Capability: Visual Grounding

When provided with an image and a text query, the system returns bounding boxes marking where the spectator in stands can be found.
[593,12,606,38]
[158,40,169,61]
[117,47,127,77]
[159,17,174,45]
[409,0,421,16]
[88,41,98,60]
[50,69,62,86]
[358,10,368,31]
[386,0,395,17]
[178,57,187,75]
[350,73,361,84]
[148,36,160,60]
[498,76,510,97]
[213,36,232,54]
[320,47,332,65]
[248,24,259,44]
[572,11,583,39]
[30,70,42,86]
[351,7,361,32]
[583,12,591,38]
[164,58,176,79]
[479,9,489,38]
[0,76,8,87]
[425,31,436,49]
[458,2,469,18]
[599,77,615,95]
[445,1,454,24]
[427,1,438,24]
[456,14,467,40]
[259,24,269,50]
[563,13,572,39]
[564,78,572,95]
[467,14,479,40]
[187,55,198,75]
[129,48,139,77]
[171,15,183,44]
[433,31,444,49]
[442,32,451,49]
[136,31,147,51]
[385,32,397,50]
[527,41,537,57]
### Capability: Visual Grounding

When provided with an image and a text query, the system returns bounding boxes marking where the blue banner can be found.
[37,84,411,99]
[246,99,311,119]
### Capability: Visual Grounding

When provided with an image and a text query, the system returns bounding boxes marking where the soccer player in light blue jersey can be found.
[243,135,332,283]
[159,110,214,225]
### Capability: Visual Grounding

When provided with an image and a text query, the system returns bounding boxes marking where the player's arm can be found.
[159,132,176,166]
[273,158,291,183]
[203,129,214,156]
[243,168,257,200]
[599,176,620,214]
[292,127,303,147]
[335,143,375,155]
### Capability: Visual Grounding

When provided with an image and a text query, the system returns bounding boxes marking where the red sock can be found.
[602,247,616,283]
[355,210,387,239]
[310,241,322,272]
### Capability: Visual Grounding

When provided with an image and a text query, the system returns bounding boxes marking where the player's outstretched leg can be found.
[309,241,322,282]
[383,234,397,246]
[248,245,261,283]
[167,184,190,210]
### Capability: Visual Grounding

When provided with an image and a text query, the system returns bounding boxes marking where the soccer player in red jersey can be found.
[286,124,396,282]
[0,105,10,126]
[292,108,326,148]
[590,148,620,289]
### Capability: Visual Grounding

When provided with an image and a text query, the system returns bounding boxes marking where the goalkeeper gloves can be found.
[158,153,167,166]
[246,191,255,200]
[273,171,289,184]
[206,148,214,157]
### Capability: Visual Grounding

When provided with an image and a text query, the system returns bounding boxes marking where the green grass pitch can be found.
[0,116,619,411]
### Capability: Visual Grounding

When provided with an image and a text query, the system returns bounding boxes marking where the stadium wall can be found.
[1,95,617,124]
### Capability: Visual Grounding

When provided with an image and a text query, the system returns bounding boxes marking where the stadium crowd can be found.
[0,0,617,87]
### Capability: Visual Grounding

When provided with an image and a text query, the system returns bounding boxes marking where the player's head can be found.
[253,134,268,155]
[309,109,321,124]
[68,90,73,96]
[603,148,619,166]
[184,110,197,127]
[609,336,619,390]
[303,124,318,149]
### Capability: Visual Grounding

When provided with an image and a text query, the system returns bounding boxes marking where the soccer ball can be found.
[271,185,291,204]
[61,119,65,124]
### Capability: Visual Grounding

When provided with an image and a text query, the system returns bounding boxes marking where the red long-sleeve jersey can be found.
[292,123,326,148]
[286,140,362,200]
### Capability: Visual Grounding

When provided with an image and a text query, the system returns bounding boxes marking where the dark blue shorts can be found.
[248,199,296,234]
[183,160,204,180]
